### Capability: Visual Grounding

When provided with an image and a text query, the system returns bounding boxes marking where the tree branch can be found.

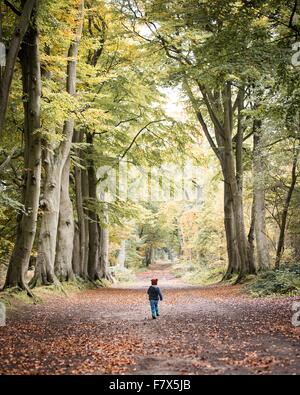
[4,0,21,16]
[289,0,299,32]
[183,78,222,163]
[119,119,165,159]
[195,81,225,140]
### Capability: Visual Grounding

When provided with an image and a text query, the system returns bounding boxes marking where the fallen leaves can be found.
[0,274,299,375]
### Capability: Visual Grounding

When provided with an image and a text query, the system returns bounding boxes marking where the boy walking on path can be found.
[147,278,163,319]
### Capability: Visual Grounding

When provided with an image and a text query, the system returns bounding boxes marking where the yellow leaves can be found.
[251,16,269,29]
[40,87,79,141]
[180,209,200,251]
[38,0,84,58]
[77,63,115,88]
[40,54,69,79]
[79,107,112,129]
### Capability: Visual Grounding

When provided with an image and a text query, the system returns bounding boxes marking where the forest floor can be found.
[0,262,300,375]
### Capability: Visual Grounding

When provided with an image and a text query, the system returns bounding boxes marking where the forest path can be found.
[114,260,188,289]
[0,262,300,375]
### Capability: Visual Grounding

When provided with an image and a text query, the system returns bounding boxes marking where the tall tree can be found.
[4,4,41,291]
[275,142,299,268]
[252,119,271,270]
[55,0,85,282]
[30,0,84,287]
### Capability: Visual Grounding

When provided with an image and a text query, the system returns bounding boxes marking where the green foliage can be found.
[172,259,225,285]
[112,267,136,283]
[246,264,300,297]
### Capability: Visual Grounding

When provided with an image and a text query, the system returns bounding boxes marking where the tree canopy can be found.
[0,0,299,292]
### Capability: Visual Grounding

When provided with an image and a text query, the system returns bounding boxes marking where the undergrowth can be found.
[0,276,112,310]
[111,267,136,283]
[246,264,300,297]
[172,260,226,285]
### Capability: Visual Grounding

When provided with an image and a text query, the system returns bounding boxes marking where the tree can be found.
[54,0,85,282]
[1,0,300,293]
[31,0,84,286]
[4,4,41,291]
[120,0,262,279]
[275,142,299,268]
[252,119,271,270]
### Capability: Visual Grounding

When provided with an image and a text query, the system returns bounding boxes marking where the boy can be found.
[147,278,163,319]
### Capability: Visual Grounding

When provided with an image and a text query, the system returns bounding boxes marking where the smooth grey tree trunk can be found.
[98,196,114,282]
[70,8,106,280]
[145,245,154,266]
[55,156,75,281]
[177,219,184,257]
[222,181,240,279]
[73,130,88,278]
[4,16,41,290]
[117,240,126,270]
[184,80,243,280]
[31,1,84,287]
[87,133,101,280]
[72,223,81,276]
[99,223,111,280]
[30,116,75,287]
[247,198,256,271]
[82,167,90,277]
[55,2,84,281]
[222,84,255,280]
[30,153,64,286]
[252,122,270,269]
[223,148,250,279]
[236,90,256,273]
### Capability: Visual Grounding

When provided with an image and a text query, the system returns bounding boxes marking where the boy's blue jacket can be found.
[147,286,163,301]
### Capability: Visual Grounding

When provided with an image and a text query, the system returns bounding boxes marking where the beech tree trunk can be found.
[54,156,74,281]
[224,156,251,279]
[82,167,90,277]
[184,80,249,280]
[30,153,64,286]
[73,130,88,277]
[222,181,240,279]
[72,223,81,276]
[145,245,154,266]
[117,240,126,270]
[275,145,299,268]
[55,2,84,280]
[30,115,77,287]
[247,199,256,271]
[98,197,114,282]
[0,0,37,135]
[87,133,100,280]
[219,129,240,280]
[236,91,256,273]
[253,122,270,270]
[222,84,255,280]
[71,5,105,279]
[31,0,84,287]
[4,16,41,290]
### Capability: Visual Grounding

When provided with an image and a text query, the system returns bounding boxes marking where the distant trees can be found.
[120,0,300,279]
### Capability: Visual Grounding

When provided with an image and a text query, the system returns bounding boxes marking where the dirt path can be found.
[0,262,299,375]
